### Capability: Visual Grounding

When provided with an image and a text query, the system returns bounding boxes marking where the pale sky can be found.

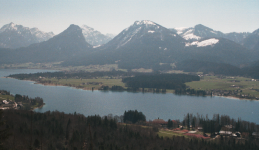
[0,0,258,35]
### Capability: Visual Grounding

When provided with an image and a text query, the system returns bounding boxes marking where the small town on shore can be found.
[0,90,44,110]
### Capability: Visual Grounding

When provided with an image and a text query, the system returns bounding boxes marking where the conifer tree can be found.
[0,110,10,150]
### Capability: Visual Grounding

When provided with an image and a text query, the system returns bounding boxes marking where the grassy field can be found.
[186,76,259,97]
[39,75,259,97]
[39,77,178,93]
[42,77,126,89]
[158,130,188,138]
[0,95,14,101]
[158,129,213,140]
[0,62,128,72]
[3,62,258,97]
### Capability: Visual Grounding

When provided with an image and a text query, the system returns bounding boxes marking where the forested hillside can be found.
[1,110,258,150]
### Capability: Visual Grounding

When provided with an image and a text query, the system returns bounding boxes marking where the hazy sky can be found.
[0,0,258,35]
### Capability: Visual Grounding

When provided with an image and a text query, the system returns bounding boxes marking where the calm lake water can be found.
[0,69,258,124]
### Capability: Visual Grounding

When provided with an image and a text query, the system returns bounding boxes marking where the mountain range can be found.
[0,24,92,64]
[171,24,250,45]
[0,20,258,73]
[64,21,258,69]
[0,23,116,49]
[0,22,54,49]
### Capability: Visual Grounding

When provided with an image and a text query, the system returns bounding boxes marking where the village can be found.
[0,90,44,110]
[148,118,259,140]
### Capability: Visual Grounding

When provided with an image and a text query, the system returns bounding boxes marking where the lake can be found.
[0,69,258,124]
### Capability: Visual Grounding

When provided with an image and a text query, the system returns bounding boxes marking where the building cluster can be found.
[209,89,259,100]
[0,99,17,109]
[149,118,259,139]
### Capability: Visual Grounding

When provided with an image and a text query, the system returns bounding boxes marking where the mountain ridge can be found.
[0,21,258,71]
[0,24,92,64]
[0,22,54,49]
[171,24,251,44]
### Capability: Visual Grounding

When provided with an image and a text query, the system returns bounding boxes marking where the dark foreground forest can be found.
[0,110,259,150]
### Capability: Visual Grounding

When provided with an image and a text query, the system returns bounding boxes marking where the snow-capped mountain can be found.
[104,20,185,50]
[171,24,225,41]
[0,22,54,49]
[0,24,93,64]
[185,38,219,47]
[182,37,254,66]
[171,24,250,44]
[65,20,187,68]
[81,25,113,46]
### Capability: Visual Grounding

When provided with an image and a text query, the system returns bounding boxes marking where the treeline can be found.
[7,70,146,80]
[1,110,258,150]
[175,88,207,96]
[122,74,200,90]
[242,65,259,79]
[0,90,10,95]
[123,110,146,124]
[181,113,259,136]
[176,60,259,79]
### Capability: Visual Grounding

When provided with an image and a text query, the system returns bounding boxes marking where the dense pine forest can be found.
[122,74,200,90]
[0,109,259,150]
[7,71,139,80]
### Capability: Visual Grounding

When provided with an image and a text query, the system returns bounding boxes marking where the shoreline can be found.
[34,82,99,91]
[214,95,259,101]
[32,103,45,111]
[7,77,259,101]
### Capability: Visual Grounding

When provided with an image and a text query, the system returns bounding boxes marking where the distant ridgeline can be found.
[176,60,259,79]
[122,74,200,90]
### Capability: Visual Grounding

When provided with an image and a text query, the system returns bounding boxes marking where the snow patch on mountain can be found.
[174,27,189,34]
[93,45,101,48]
[173,24,250,44]
[135,20,156,25]
[185,38,219,47]
[183,33,201,40]
[81,25,113,46]
[0,22,54,48]
[106,20,185,51]
[0,22,17,33]
[0,22,54,41]
[119,27,142,47]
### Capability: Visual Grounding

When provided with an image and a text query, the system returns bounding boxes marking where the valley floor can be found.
[8,74,259,100]
[186,75,259,99]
